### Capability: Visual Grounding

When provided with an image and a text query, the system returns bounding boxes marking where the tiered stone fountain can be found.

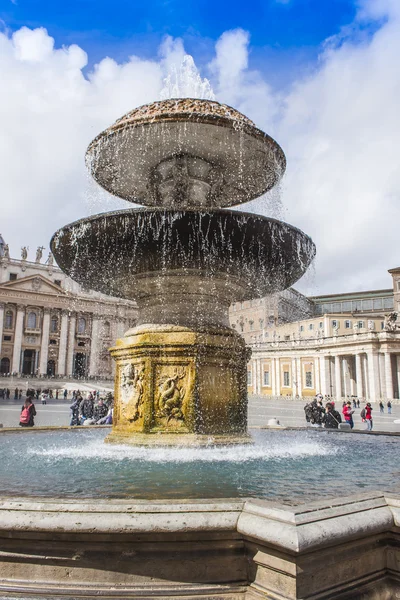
[51,98,315,445]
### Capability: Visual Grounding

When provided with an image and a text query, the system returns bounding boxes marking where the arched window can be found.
[4,311,13,329]
[27,312,37,329]
[77,317,86,334]
[50,316,58,332]
[0,357,10,374]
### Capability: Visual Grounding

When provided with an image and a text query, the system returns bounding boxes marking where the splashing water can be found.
[160,55,215,101]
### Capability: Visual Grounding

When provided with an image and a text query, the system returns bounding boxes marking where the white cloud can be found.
[1,6,399,295]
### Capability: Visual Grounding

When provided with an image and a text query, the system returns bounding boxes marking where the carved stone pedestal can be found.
[107,324,251,446]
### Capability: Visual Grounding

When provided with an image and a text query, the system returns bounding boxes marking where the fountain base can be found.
[108,324,251,444]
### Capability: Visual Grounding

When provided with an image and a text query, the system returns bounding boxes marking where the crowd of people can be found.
[17,388,114,427]
[303,394,389,431]
[69,391,114,426]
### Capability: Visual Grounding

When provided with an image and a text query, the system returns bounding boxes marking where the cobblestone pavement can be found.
[0,394,399,432]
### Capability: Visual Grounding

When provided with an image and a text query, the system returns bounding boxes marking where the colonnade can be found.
[250,350,400,400]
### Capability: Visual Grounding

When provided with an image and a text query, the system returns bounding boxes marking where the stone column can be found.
[116,319,127,341]
[57,310,69,376]
[315,356,321,395]
[11,305,25,374]
[257,359,262,395]
[397,355,400,400]
[292,358,297,397]
[355,353,363,398]
[89,316,101,377]
[66,313,76,377]
[367,352,380,401]
[275,357,281,397]
[39,308,51,376]
[342,357,351,397]
[269,358,274,396]
[379,353,386,398]
[384,352,394,399]
[334,355,341,401]
[319,356,326,396]
[0,302,4,356]
[296,358,302,398]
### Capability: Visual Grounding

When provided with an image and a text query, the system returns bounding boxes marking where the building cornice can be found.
[0,287,136,318]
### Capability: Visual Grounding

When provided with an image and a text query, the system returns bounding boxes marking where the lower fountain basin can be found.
[51,208,316,308]
[1,428,399,503]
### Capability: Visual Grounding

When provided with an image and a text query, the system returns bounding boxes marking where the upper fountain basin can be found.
[86,98,286,209]
[51,208,315,308]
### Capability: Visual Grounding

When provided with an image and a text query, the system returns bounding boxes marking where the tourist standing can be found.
[63,389,68,400]
[387,400,392,414]
[19,397,36,427]
[379,401,384,413]
[80,393,94,424]
[342,401,355,429]
[322,403,342,429]
[70,396,82,426]
[365,403,373,431]
[357,399,360,408]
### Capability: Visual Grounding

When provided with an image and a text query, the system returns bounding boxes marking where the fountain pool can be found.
[2,428,399,502]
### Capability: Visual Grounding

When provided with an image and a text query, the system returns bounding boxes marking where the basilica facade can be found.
[0,239,137,378]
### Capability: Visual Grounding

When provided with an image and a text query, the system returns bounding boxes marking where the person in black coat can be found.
[322,402,342,429]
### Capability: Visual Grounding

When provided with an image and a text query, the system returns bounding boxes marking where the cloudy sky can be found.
[0,0,399,296]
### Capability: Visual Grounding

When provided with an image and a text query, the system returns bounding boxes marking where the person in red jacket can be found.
[342,401,355,429]
[365,402,373,431]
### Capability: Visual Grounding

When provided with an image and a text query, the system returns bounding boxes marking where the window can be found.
[300,325,304,332]
[345,320,351,329]
[358,321,364,329]
[102,321,111,337]
[373,298,383,310]
[309,323,313,330]
[249,320,254,331]
[54,280,62,286]
[283,371,290,386]
[49,339,57,345]
[9,273,17,281]
[77,317,86,334]
[361,299,373,311]
[263,371,270,386]
[3,335,11,341]
[78,341,85,347]
[239,322,244,333]
[284,335,290,341]
[397,281,400,291]
[319,322,323,329]
[332,320,338,328]
[305,371,313,388]
[27,312,37,329]
[4,311,13,329]
[247,370,252,385]
[50,316,58,332]
[259,318,264,329]
[381,321,385,330]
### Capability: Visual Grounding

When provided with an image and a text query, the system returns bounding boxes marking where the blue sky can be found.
[1,0,399,294]
[1,0,359,84]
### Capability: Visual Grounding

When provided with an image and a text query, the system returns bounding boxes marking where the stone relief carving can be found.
[156,367,186,423]
[385,312,398,332]
[31,277,42,291]
[120,362,145,422]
